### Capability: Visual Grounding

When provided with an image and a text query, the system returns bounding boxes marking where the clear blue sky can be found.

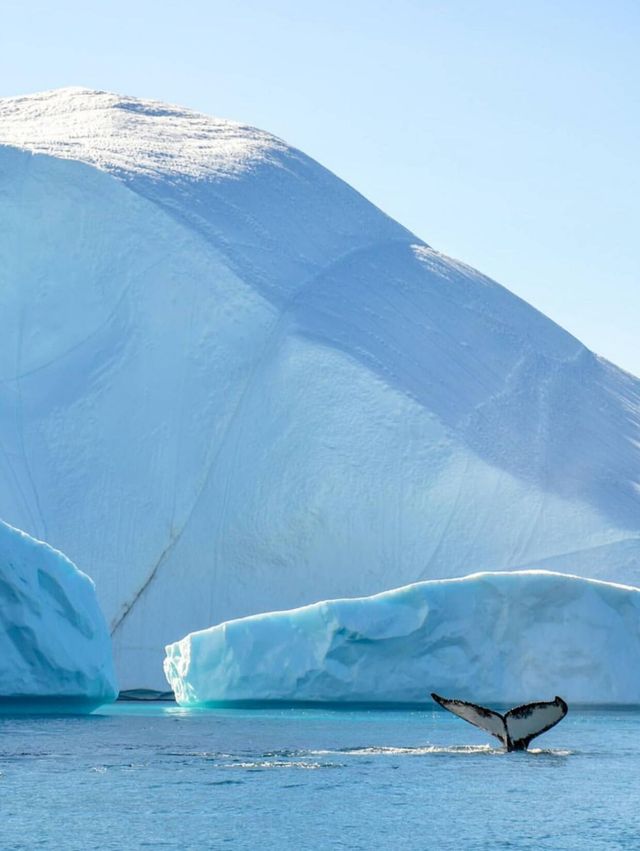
[3,0,639,374]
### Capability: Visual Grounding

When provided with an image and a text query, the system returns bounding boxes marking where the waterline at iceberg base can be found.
[164,570,640,707]
[0,519,118,712]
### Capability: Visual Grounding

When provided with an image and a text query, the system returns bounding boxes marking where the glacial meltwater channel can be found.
[0,703,638,849]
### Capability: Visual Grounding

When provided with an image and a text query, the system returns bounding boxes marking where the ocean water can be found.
[0,703,638,850]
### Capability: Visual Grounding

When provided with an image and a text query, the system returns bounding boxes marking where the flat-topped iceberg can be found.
[164,570,640,706]
[0,519,117,710]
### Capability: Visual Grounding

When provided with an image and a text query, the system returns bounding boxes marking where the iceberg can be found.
[0,519,117,710]
[2,88,640,689]
[164,571,640,706]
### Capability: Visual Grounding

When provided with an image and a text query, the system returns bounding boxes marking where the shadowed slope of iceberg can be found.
[0,518,117,710]
[1,88,640,688]
[164,571,640,707]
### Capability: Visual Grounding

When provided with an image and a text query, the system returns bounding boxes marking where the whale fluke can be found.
[431,693,568,751]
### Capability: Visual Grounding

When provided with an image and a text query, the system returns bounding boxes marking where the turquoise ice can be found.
[165,571,640,706]
[0,519,117,709]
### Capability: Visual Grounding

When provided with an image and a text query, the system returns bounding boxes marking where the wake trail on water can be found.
[310,744,499,756]
[222,760,342,770]
[133,744,575,774]
[307,745,574,758]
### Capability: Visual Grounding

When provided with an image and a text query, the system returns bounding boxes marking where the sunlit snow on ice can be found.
[3,89,640,690]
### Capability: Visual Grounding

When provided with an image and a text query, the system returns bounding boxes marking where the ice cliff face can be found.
[1,88,640,688]
[164,571,640,706]
[0,518,117,706]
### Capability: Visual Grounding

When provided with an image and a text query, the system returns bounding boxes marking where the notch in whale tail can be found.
[431,693,568,751]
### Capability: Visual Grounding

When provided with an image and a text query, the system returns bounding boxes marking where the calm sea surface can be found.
[0,702,638,850]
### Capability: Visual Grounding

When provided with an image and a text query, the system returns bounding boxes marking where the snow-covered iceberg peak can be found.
[0,87,287,179]
[3,88,640,691]
[164,571,640,707]
[0,519,117,709]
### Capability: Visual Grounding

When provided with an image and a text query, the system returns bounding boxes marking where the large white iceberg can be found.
[0,519,117,708]
[2,89,640,688]
[164,571,640,706]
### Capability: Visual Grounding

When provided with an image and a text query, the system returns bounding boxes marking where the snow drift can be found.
[0,518,117,708]
[164,571,640,706]
[2,88,640,688]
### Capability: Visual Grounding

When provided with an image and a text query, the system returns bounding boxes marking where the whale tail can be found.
[431,693,568,751]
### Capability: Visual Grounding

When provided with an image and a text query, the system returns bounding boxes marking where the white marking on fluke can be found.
[431,693,568,752]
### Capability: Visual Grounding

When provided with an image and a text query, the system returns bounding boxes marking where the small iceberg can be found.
[0,519,118,711]
[164,570,640,706]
